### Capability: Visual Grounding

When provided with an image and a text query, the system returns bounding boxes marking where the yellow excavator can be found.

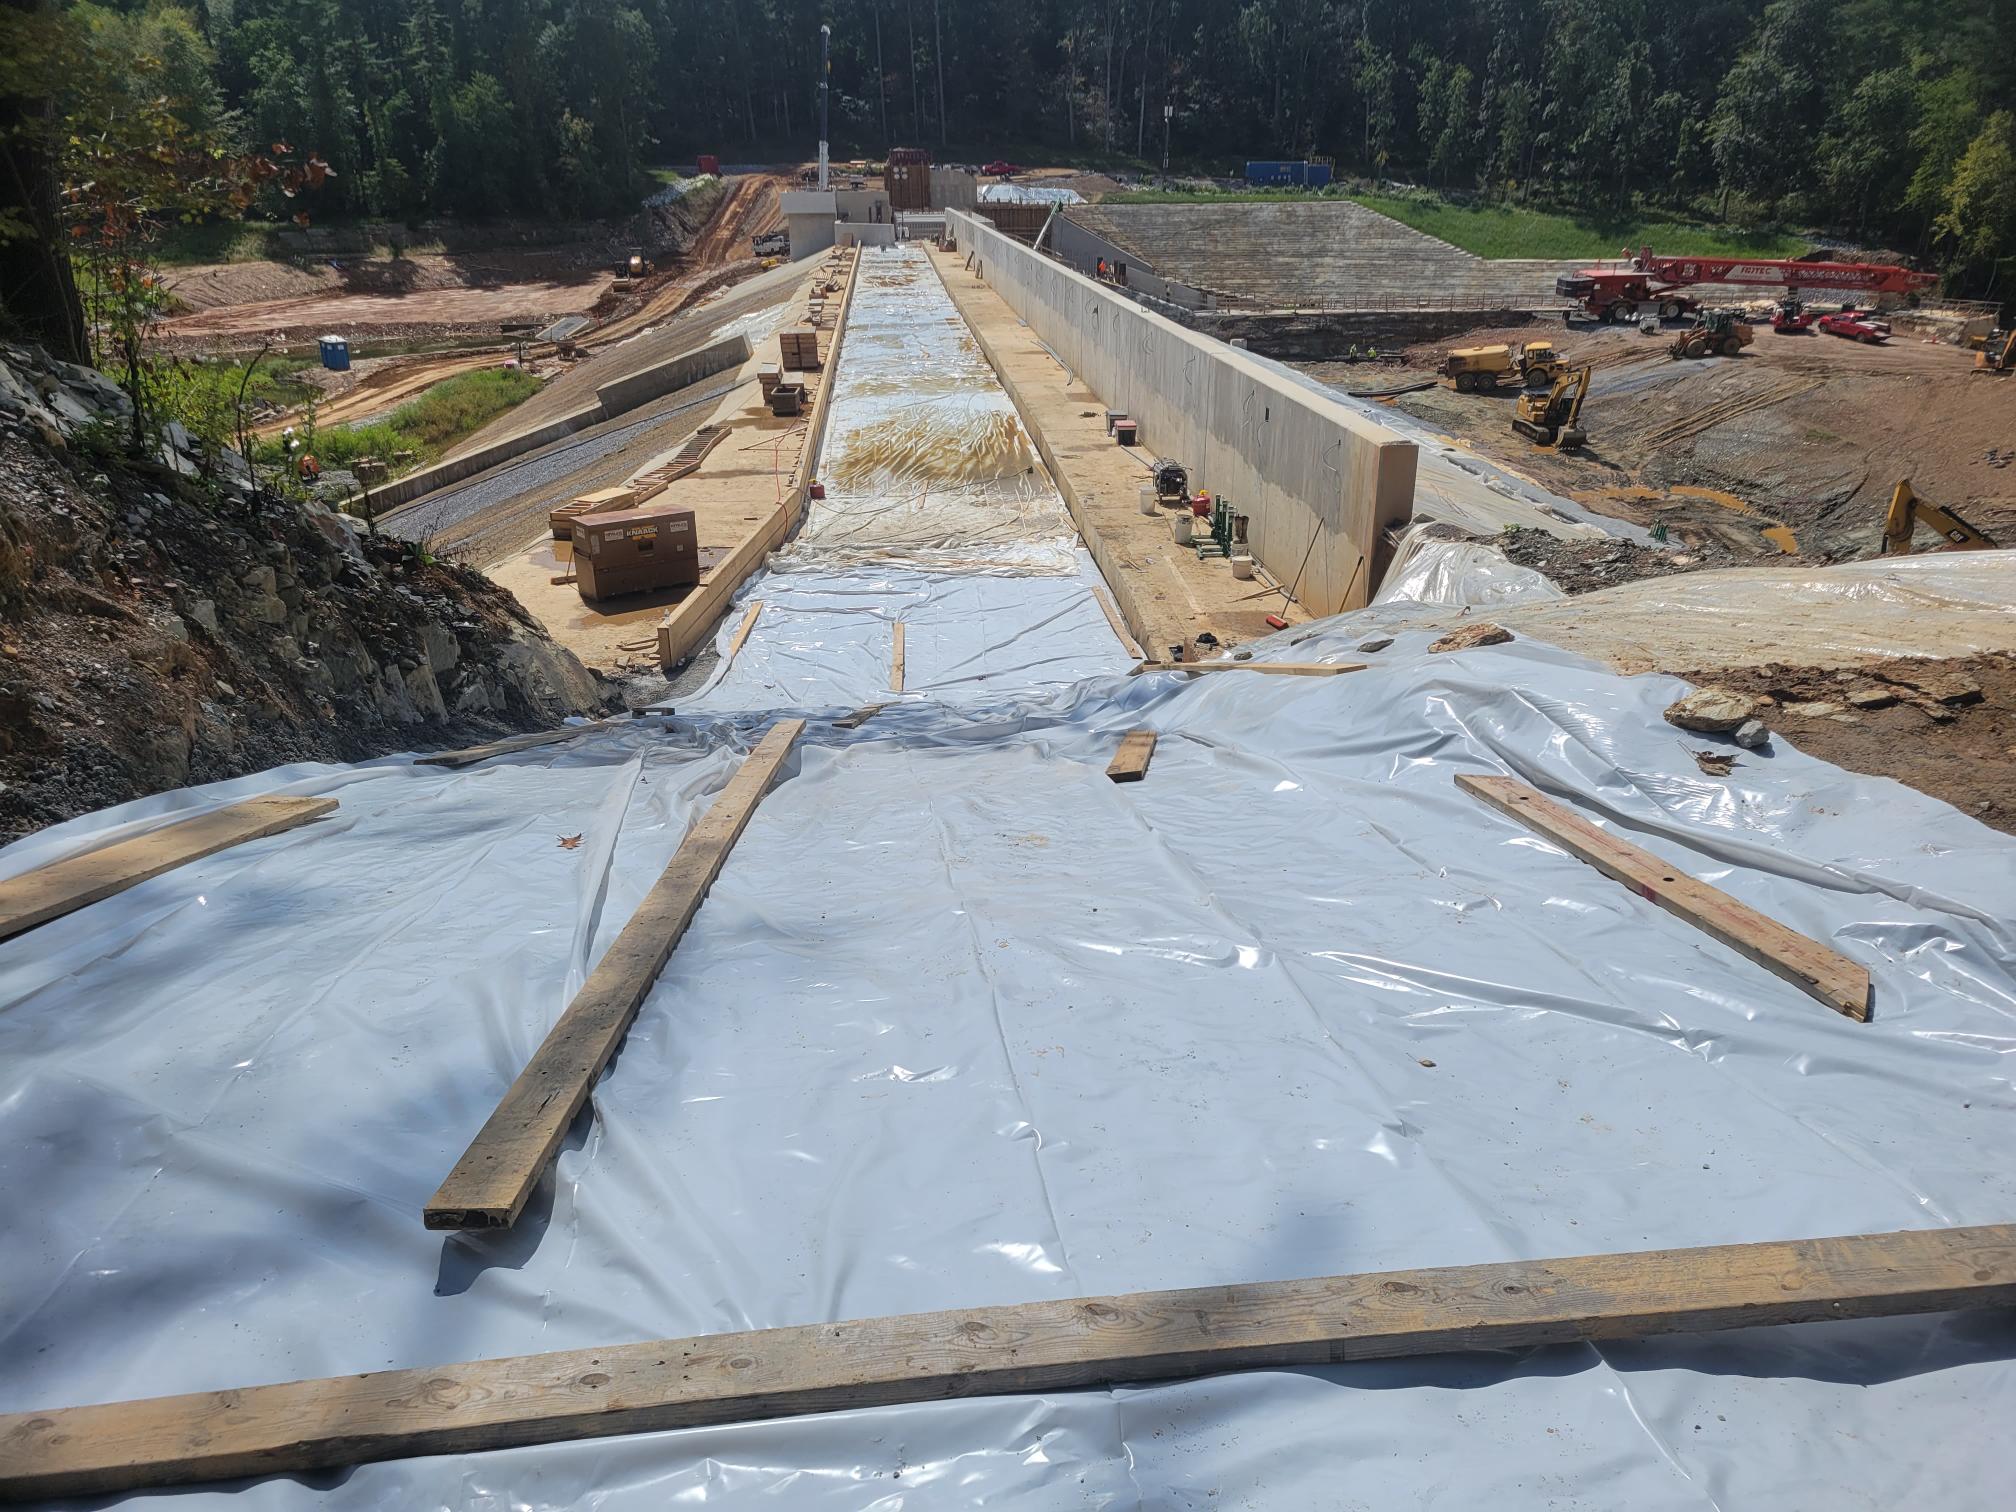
[1512,365,1592,449]
[1881,480,1998,555]
[1974,328,2015,374]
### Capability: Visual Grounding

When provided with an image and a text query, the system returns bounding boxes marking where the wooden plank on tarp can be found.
[0,796,337,942]
[424,720,806,1230]
[6,1224,2013,1499]
[1106,731,1157,783]
[1455,773,1872,1021]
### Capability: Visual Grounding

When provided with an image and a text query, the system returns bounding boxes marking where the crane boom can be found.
[1557,253,1937,321]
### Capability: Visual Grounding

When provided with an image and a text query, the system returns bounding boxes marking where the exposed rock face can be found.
[0,342,613,844]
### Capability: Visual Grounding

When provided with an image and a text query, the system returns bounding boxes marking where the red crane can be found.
[1556,253,1938,322]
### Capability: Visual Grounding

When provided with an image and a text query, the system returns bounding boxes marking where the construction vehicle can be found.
[1441,340,1565,393]
[1512,365,1592,449]
[1556,253,1936,323]
[614,251,655,281]
[1669,309,1754,359]
[1973,328,2015,373]
[1881,480,1998,555]
[1769,296,1814,333]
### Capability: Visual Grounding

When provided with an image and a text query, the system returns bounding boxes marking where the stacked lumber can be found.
[780,328,821,370]
[549,486,640,541]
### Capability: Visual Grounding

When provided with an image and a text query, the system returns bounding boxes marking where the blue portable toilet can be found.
[318,334,350,372]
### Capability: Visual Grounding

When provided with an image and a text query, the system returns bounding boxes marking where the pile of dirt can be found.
[1499,525,1739,593]
[0,342,611,845]
[1672,654,2016,836]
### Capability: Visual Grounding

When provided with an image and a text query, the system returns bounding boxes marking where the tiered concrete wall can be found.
[376,334,750,513]
[949,210,1414,614]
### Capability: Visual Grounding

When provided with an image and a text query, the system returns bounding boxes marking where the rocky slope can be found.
[0,340,611,845]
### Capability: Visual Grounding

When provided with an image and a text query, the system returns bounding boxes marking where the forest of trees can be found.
[5,0,2016,294]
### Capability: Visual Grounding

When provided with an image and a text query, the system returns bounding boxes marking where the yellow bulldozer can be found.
[1881,480,1998,554]
[1512,365,1592,449]
[1973,328,2015,374]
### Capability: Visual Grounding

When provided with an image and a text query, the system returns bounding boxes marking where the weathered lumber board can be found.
[1091,585,1144,660]
[6,1223,2012,1500]
[725,600,764,661]
[0,796,338,943]
[890,621,906,693]
[1130,660,1366,677]
[1106,730,1158,783]
[1456,773,1872,1020]
[425,720,806,1230]
[415,720,624,769]
[833,703,886,731]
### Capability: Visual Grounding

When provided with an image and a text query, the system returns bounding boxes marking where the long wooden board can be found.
[0,796,337,943]
[425,720,806,1230]
[725,600,764,661]
[890,621,906,693]
[1456,773,1872,1020]
[1091,585,1144,660]
[1106,730,1157,783]
[416,719,626,769]
[833,703,886,731]
[6,1223,2012,1500]
[1130,660,1366,678]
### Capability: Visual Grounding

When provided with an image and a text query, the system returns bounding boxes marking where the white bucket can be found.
[1138,485,1157,515]
[1171,513,1193,544]
[1231,554,1255,580]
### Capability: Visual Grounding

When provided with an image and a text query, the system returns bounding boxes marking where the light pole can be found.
[1162,102,1173,174]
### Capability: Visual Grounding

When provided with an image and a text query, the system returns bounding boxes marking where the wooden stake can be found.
[6,1223,2011,1500]
[890,621,906,693]
[425,720,806,1230]
[1130,660,1366,678]
[0,796,337,943]
[725,600,764,661]
[1456,773,1872,1020]
[1106,730,1157,783]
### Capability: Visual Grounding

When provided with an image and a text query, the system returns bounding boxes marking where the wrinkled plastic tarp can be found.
[5,247,2015,1511]
[1375,526,1565,609]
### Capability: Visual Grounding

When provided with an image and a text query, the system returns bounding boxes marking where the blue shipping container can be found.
[1244,160,1330,187]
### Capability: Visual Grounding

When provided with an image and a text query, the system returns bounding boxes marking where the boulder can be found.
[1428,622,1513,654]
[1664,687,1764,733]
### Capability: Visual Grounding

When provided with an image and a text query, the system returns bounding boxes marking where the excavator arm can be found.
[1882,480,1999,555]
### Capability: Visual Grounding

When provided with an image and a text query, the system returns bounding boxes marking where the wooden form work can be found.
[1456,773,1873,1020]
[0,796,337,943]
[7,1222,2012,1500]
[1131,659,1366,678]
[425,720,806,1230]
[1091,586,1144,660]
[1106,730,1157,783]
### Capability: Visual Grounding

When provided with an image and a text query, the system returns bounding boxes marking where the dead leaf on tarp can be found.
[558,834,583,849]
[1691,749,1737,776]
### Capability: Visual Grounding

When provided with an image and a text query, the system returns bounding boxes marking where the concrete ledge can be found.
[949,210,1414,614]
[374,334,752,514]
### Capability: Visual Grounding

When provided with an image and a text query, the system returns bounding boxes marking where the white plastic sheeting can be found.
[6,243,2014,1509]
[5,612,2015,1509]
[1375,525,1566,609]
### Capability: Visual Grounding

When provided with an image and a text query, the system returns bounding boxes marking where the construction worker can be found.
[297,451,321,482]
[1096,257,1109,280]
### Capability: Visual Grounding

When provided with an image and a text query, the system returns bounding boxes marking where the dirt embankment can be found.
[1357,318,2014,561]
[1676,655,2016,836]
[0,343,611,845]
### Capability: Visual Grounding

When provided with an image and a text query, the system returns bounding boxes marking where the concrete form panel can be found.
[949,210,1414,613]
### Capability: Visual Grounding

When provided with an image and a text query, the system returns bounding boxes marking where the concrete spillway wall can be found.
[949,210,1414,614]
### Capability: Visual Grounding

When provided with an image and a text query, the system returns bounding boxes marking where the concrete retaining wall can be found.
[374,334,750,512]
[949,210,1414,614]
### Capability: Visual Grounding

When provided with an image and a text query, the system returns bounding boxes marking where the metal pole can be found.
[818,23,832,190]
[1162,103,1172,173]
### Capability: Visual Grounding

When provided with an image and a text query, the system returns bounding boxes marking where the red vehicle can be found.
[981,160,1023,177]
[1818,309,1893,343]
[1768,297,1814,333]
[1556,253,1936,323]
